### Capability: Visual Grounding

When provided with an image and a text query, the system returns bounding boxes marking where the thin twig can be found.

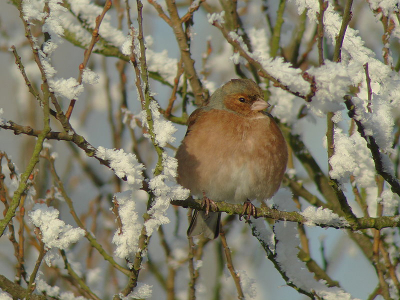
[317,0,327,65]
[364,63,372,113]
[212,21,315,101]
[332,0,353,62]
[165,0,206,106]
[65,0,112,120]
[220,227,245,300]
[165,60,184,117]
[187,209,198,300]
[60,250,102,300]
[344,95,400,196]
[26,229,47,298]
[270,0,286,58]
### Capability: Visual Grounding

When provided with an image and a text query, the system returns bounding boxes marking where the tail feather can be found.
[187,211,221,239]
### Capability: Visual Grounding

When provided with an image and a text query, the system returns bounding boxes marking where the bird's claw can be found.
[240,199,257,221]
[202,192,217,215]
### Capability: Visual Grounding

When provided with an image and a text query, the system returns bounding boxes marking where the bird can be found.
[175,78,288,239]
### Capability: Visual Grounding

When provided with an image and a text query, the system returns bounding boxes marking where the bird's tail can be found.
[187,210,221,239]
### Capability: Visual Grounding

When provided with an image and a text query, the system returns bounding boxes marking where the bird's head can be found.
[208,79,269,116]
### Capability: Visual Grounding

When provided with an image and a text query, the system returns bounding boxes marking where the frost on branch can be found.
[274,221,359,300]
[301,206,349,227]
[352,95,396,154]
[207,11,225,25]
[145,153,189,236]
[96,147,144,188]
[236,270,257,299]
[0,289,12,300]
[36,274,87,300]
[227,31,310,96]
[122,31,179,85]
[120,282,153,299]
[140,100,177,147]
[82,68,99,85]
[112,191,142,260]
[329,128,375,188]
[22,0,86,101]
[306,61,357,116]
[29,203,85,250]
[68,0,126,48]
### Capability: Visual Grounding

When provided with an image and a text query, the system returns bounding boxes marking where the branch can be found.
[171,198,400,230]
[0,120,113,175]
[344,95,400,196]
[332,0,353,62]
[165,0,206,106]
[0,275,46,300]
[220,228,245,299]
[65,0,112,120]
[212,22,315,101]
[249,221,316,299]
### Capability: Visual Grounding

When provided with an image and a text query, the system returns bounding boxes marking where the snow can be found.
[22,0,88,101]
[207,11,225,25]
[329,128,376,188]
[381,189,399,215]
[357,95,395,153]
[0,290,12,300]
[291,1,399,179]
[36,277,61,298]
[82,68,100,85]
[142,100,177,147]
[111,191,142,260]
[237,270,257,299]
[274,220,359,300]
[248,28,270,60]
[68,0,126,48]
[96,147,144,188]
[146,48,179,85]
[44,248,63,267]
[120,282,152,299]
[36,275,88,300]
[43,1,67,37]
[269,86,303,125]
[368,0,399,15]
[306,61,357,116]
[49,77,84,100]
[145,153,189,236]
[121,32,134,56]
[22,0,46,21]
[226,31,310,96]
[301,206,349,227]
[194,260,203,270]
[29,203,85,250]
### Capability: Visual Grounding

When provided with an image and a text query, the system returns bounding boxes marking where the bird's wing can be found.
[184,107,207,136]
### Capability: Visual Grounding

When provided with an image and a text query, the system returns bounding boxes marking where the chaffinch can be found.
[175,79,288,239]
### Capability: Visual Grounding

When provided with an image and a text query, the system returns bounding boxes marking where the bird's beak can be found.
[251,99,270,111]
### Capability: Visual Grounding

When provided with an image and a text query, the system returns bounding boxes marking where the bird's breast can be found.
[176,110,288,203]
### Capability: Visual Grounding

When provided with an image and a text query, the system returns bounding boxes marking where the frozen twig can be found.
[65,0,112,120]
[171,197,400,231]
[344,95,400,196]
[220,227,245,299]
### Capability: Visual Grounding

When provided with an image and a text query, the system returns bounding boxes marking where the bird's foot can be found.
[240,199,257,221]
[202,192,217,215]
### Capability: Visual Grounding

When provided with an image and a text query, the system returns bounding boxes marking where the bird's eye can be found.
[239,97,246,103]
